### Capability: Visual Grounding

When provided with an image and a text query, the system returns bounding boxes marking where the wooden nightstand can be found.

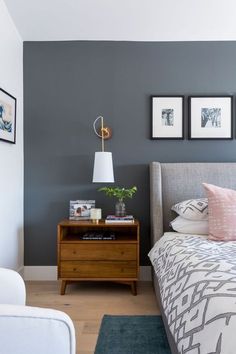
[57,219,140,295]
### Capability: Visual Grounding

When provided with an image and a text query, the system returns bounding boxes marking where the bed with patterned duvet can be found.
[149,162,236,353]
[149,232,236,354]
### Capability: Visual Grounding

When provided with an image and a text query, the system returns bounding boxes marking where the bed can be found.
[149,162,236,354]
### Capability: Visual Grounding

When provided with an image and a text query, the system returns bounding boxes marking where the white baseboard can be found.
[23,266,152,281]
[24,266,57,281]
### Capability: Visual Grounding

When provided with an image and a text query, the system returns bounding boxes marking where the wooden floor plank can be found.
[26,281,159,354]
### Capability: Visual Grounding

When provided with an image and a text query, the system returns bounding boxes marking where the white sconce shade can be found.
[92,151,114,183]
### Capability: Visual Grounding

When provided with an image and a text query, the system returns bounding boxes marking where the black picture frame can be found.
[151,96,184,139]
[188,95,233,140]
[0,88,17,144]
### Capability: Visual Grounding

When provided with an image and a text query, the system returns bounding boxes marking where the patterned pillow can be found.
[203,183,236,241]
[171,198,208,221]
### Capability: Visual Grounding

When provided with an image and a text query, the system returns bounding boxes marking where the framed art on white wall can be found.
[189,96,233,140]
[0,88,17,144]
[151,96,184,139]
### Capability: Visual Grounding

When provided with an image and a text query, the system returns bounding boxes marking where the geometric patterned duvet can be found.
[148,232,236,354]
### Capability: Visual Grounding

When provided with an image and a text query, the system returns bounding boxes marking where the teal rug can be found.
[94,315,171,354]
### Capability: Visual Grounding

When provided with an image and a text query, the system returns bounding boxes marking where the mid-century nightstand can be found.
[57,219,140,295]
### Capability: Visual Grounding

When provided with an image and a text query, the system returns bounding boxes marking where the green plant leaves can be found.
[98,186,137,201]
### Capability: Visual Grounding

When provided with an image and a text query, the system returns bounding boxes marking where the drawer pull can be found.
[73,251,76,255]
[121,251,124,255]
[73,268,77,271]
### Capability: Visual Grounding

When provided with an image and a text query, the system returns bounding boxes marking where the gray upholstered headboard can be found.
[150,162,236,245]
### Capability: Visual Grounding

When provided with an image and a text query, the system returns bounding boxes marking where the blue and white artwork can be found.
[0,89,16,143]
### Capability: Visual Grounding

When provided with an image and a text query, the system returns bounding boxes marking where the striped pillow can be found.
[203,183,236,241]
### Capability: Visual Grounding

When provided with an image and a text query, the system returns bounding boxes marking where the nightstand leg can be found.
[60,280,67,295]
[130,281,137,296]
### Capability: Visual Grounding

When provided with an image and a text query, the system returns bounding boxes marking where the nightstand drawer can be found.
[60,260,137,278]
[60,244,137,261]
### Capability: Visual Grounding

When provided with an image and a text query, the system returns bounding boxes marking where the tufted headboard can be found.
[150,162,236,245]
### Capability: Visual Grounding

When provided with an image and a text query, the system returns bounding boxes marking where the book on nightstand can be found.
[105,215,134,224]
[81,232,116,240]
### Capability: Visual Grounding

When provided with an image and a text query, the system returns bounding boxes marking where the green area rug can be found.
[94,315,171,354]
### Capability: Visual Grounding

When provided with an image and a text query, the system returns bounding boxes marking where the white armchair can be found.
[0,268,76,354]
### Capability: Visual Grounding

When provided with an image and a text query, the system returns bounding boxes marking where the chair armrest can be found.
[0,304,76,354]
[0,268,26,305]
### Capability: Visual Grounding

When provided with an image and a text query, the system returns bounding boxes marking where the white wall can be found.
[4,0,236,41]
[0,0,23,271]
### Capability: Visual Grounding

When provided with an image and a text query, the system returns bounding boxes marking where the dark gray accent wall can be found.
[24,41,236,266]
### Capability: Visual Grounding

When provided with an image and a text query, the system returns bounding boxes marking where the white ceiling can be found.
[4,0,236,41]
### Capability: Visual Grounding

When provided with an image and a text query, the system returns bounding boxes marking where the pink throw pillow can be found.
[203,183,236,241]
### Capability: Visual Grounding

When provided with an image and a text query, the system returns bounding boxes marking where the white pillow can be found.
[170,216,208,235]
[171,198,208,221]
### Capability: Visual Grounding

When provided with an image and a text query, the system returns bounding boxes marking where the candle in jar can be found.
[90,208,102,220]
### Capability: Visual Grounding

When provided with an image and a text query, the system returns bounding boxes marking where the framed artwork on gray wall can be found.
[189,96,233,140]
[0,88,17,144]
[151,96,184,139]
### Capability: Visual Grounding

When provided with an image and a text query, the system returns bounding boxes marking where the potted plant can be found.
[98,186,137,217]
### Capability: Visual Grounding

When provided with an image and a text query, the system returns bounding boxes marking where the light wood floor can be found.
[26,281,159,354]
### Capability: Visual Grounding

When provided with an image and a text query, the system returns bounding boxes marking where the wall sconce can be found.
[92,116,114,183]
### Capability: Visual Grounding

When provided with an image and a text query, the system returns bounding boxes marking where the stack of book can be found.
[105,215,134,224]
[81,232,116,240]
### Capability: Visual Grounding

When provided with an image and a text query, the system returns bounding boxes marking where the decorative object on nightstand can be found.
[90,208,102,224]
[69,200,95,220]
[105,215,134,224]
[57,219,140,296]
[98,186,137,217]
[92,116,114,183]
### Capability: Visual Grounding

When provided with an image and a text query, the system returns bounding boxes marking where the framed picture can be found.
[151,96,184,139]
[0,88,17,144]
[69,200,95,220]
[189,96,233,140]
